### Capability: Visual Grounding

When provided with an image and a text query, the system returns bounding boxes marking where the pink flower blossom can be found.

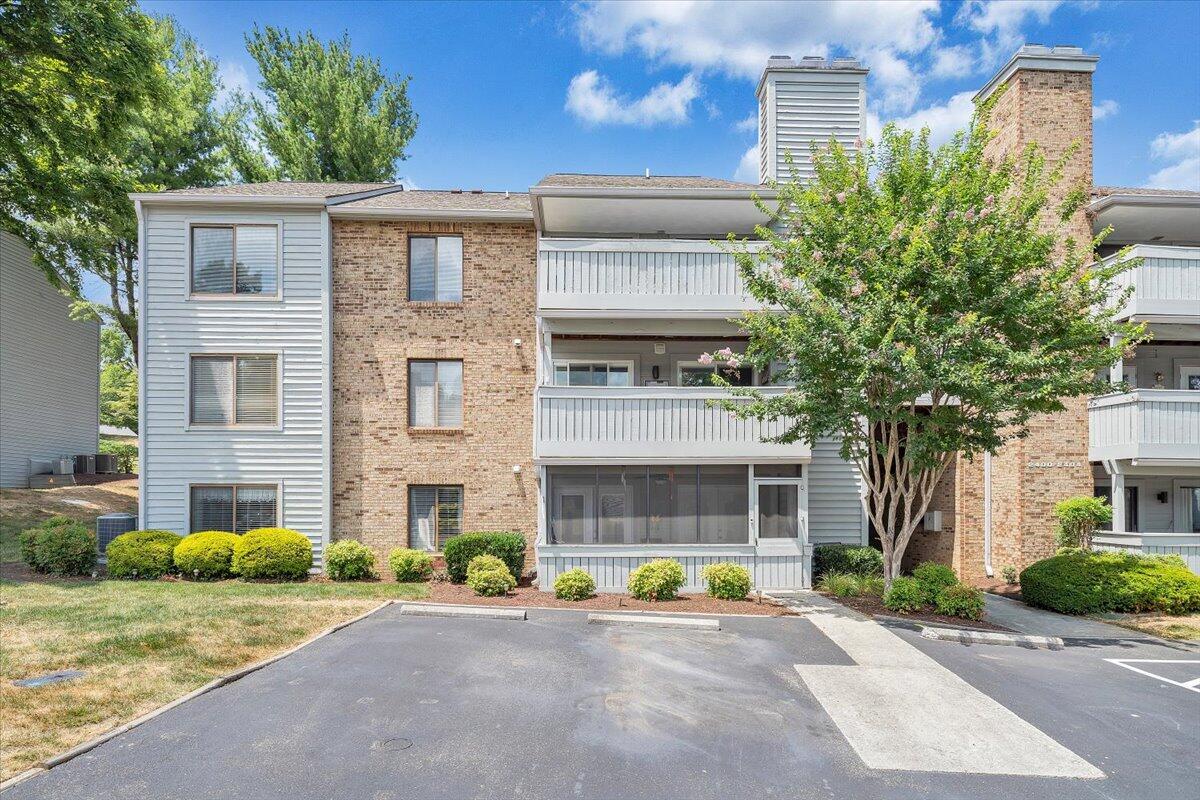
[964,209,976,222]
[854,136,863,148]
[835,191,847,203]
[779,278,794,292]
[850,281,865,297]
[812,249,823,262]
[715,347,734,359]
[984,194,995,207]
[698,352,714,366]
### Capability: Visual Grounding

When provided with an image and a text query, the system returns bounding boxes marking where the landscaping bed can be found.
[426,581,790,616]
[1093,611,1200,642]
[820,590,1012,631]
[971,577,1023,601]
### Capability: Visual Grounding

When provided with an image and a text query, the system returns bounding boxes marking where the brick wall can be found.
[954,66,1095,580]
[330,219,538,567]
[901,459,957,571]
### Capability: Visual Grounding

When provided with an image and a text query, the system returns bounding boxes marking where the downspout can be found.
[983,452,994,578]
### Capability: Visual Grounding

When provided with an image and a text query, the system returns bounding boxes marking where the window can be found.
[408,360,463,428]
[1190,488,1200,533]
[409,236,463,302]
[190,485,278,534]
[1181,367,1200,391]
[1094,485,1138,532]
[190,355,279,426]
[191,224,278,296]
[678,362,753,387]
[409,486,463,551]
[547,465,749,545]
[552,361,633,387]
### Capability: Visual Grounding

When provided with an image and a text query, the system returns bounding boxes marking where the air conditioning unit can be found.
[94,454,118,474]
[96,513,137,556]
[923,510,943,532]
[74,454,96,474]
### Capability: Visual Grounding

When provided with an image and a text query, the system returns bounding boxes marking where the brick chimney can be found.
[952,45,1100,580]
[756,55,868,184]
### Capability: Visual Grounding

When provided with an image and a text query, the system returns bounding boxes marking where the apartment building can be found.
[133,44,1200,587]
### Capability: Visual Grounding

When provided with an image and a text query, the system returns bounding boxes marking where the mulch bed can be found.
[970,577,1023,601]
[821,591,1013,632]
[425,581,791,616]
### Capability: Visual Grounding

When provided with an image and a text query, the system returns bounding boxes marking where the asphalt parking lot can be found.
[5,602,1198,800]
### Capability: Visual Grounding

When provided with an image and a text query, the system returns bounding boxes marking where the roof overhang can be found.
[327,206,532,222]
[530,186,777,237]
[129,185,403,208]
[1090,193,1200,244]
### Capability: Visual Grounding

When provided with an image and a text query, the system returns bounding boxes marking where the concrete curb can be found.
[399,603,527,620]
[1,599,397,794]
[587,613,720,631]
[874,614,1011,635]
[921,626,1065,650]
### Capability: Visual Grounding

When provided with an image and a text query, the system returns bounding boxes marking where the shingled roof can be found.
[332,189,531,213]
[159,181,398,198]
[535,173,763,190]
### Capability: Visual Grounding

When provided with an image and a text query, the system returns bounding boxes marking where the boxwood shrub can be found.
[912,562,958,604]
[388,548,434,582]
[232,527,313,580]
[465,555,515,597]
[1020,550,1200,615]
[935,584,985,620]
[813,544,884,578]
[107,530,182,579]
[324,540,377,581]
[19,517,97,576]
[174,531,239,580]
[627,559,686,601]
[882,576,925,613]
[702,562,751,600]
[443,532,525,584]
[553,568,595,601]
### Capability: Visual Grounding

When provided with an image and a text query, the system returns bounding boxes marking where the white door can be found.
[754,478,807,554]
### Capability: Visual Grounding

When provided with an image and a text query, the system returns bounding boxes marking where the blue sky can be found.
[145,0,1199,192]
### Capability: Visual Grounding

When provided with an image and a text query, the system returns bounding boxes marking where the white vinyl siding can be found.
[188,354,279,427]
[408,360,463,428]
[759,70,865,184]
[408,235,462,302]
[142,206,327,560]
[190,223,280,297]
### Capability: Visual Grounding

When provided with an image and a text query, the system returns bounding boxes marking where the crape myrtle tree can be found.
[708,102,1146,587]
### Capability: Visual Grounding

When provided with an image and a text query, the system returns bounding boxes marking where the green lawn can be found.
[0,577,427,780]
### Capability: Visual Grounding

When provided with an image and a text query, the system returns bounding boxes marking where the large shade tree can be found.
[713,103,1145,586]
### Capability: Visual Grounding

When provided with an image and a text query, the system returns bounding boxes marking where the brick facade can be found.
[330,219,539,567]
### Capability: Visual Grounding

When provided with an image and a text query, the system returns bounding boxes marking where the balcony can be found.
[1088,390,1200,463]
[538,239,766,317]
[1103,245,1200,321]
[534,386,809,462]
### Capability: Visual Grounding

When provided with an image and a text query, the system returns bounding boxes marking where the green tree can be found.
[100,325,138,433]
[713,105,1146,586]
[23,15,233,363]
[234,25,417,182]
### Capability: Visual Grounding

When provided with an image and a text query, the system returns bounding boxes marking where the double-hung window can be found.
[409,486,463,551]
[190,485,278,534]
[191,224,279,297]
[552,360,632,387]
[190,354,279,426]
[409,236,463,302]
[408,360,463,428]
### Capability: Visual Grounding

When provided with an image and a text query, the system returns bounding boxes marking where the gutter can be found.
[1088,193,1200,214]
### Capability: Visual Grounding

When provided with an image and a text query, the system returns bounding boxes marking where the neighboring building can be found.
[0,230,100,488]
[133,44,1199,585]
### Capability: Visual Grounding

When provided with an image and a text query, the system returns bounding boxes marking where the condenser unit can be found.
[96,513,137,557]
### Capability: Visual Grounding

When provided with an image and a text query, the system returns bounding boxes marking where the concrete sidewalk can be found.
[983,594,1155,640]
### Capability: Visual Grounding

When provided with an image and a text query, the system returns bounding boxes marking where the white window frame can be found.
[186,350,283,431]
[551,359,636,387]
[676,360,755,386]
[187,219,283,301]
[407,234,464,303]
[186,481,283,535]
[407,359,464,430]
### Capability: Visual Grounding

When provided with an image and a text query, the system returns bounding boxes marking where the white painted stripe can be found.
[1105,659,1200,693]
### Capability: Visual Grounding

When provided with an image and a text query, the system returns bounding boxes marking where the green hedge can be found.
[627,559,686,601]
[443,532,525,583]
[465,555,515,597]
[882,576,924,613]
[20,517,97,576]
[388,548,434,582]
[813,544,884,578]
[702,562,751,600]
[553,568,595,601]
[912,562,958,604]
[324,540,377,581]
[1020,551,1200,615]
[232,528,313,580]
[174,531,239,579]
[107,530,182,579]
[935,584,985,620]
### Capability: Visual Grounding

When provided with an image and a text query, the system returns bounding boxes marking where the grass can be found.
[1094,611,1200,641]
[0,577,428,780]
[0,480,138,563]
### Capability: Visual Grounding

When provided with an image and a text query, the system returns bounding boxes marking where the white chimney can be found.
[756,55,868,184]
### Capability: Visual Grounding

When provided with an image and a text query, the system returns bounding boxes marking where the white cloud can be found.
[734,144,759,183]
[954,0,1068,72]
[1092,99,1119,121]
[216,61,256,107]
[888,91,977,148]
[735,114,758,133]
[1146,122,1200,191]
[929,44,975,79]
[565,69,701,126]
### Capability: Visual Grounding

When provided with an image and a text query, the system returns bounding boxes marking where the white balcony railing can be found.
[534,386,809,462]
[1088,390,1200,462]
[538,239,765,315]
[1103,244,1200,321]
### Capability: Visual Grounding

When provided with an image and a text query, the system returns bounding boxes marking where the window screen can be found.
[409,236,463,302]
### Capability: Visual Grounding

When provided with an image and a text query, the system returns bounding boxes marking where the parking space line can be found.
[1104,659,1200,693]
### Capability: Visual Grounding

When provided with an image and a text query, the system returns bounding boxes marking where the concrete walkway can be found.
[984,594,1154,640]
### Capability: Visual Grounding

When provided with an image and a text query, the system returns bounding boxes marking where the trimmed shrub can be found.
[912,562,958,604]
[443,532,525,584]
[817,570,857,597]
[466,554,508,582]
[465,555,515,597]
[232,528,313,580]
[324,540,377,581]
[935,584,985,620]
[882,576,925,613]
[1021,550,1200,616]
[553,568,595,601]
[851,573,885,597]
[19,518,96,576]
[627,559,686,601]
[107,530,182,579]
[389,548,434,582]
[1001,565,1018,585]
[1053,495,1111,549]
[813,544,884,578]
[702,562,752,600]
[173,531,239,580]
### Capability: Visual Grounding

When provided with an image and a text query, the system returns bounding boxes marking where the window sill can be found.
[185,424,283,432]
[408,426,464,436]
[188,294,283,302]
[406,301,464,309]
